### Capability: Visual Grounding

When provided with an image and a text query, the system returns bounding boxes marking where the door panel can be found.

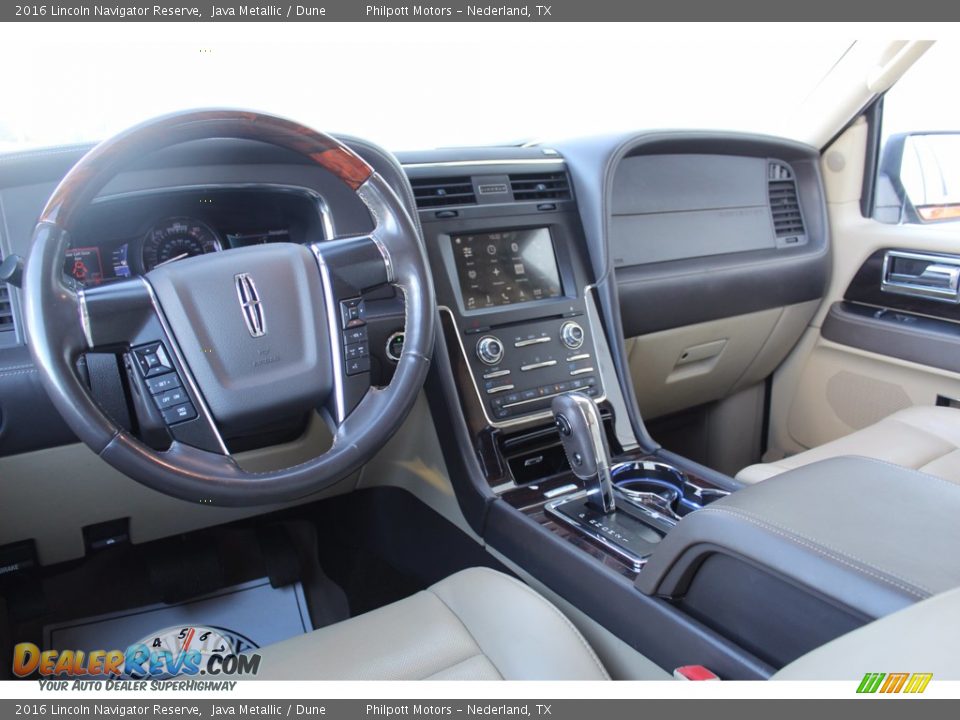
[768,119,960,460]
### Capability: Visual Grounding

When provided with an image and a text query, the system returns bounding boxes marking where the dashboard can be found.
[62,186,328,286]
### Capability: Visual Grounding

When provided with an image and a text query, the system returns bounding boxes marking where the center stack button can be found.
[476,335,505,366]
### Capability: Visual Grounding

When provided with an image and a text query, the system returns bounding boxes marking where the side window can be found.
[874,43,960,225]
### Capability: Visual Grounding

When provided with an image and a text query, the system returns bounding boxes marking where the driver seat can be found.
[252,567,610,680]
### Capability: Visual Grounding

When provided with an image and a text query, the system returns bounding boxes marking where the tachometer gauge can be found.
[142,218,222,272]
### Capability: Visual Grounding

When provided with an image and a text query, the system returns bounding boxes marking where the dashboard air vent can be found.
[411,177,477,208]
[768,162,805,238]
[509,172,571,202]
[0,282,13,333]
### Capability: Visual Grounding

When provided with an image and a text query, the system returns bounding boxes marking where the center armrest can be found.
[634,455,960,619]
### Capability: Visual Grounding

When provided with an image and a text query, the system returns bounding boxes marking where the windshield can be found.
[0,25,852,153]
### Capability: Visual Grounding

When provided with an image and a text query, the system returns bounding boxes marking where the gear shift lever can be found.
[552,393,616,514]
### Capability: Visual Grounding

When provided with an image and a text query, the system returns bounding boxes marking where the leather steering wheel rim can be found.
[23,110,436,507]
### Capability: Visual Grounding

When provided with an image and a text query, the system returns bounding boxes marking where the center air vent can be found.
[411,177,477,209]
[509,172,571,202]
[767,162,806,244]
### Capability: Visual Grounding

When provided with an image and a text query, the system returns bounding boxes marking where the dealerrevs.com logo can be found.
[12,625,261,681]
[856,672,933,694]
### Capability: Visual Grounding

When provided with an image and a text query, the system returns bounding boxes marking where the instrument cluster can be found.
[62,187,322,287]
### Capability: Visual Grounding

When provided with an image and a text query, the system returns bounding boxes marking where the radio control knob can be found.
[560,321,585,350]
[476,335,504,366]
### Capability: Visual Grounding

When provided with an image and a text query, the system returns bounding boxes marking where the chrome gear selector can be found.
[552,392,615,513]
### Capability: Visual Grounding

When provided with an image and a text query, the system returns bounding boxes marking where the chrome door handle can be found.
[882,251,960,303]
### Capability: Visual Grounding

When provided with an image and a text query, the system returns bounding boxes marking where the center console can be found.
[403,145,960,681]
[408,152,727,569]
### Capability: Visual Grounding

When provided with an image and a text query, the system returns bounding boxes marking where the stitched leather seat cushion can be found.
[774,585,960,680]
[251,567,610,680]
[738,406,960,485]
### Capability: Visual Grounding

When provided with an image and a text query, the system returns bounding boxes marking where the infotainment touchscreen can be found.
[450,228,562,311]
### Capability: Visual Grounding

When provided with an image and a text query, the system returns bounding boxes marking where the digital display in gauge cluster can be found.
[451,228,563,311]
[63,213,297,287]
[64,247,104,285]
[64,243,136,285]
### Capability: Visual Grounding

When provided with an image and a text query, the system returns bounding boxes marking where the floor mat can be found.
[43,578,310,671]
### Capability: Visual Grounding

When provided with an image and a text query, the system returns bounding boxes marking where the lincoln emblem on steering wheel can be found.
[235,273,267,338]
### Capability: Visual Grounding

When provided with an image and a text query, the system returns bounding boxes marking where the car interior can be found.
[2,38,960,682]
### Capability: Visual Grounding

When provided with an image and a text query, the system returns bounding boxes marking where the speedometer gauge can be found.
[142,218,222,272]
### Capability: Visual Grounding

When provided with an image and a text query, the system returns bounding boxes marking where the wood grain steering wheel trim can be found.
[39,109,374,229]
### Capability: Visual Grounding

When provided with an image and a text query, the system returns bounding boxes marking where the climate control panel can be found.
[459,314,604,424]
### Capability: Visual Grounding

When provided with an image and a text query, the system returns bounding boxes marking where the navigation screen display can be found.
[451,228,562,311]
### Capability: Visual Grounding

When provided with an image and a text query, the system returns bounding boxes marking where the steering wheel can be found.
[23,110,435,506]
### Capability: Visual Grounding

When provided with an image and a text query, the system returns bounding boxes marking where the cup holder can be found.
[615,461,683,496]
[611,460,728,517]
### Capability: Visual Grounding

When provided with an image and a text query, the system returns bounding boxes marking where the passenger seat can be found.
[737,406,960,485]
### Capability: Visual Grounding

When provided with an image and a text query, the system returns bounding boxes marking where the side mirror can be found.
[878,132,960,224]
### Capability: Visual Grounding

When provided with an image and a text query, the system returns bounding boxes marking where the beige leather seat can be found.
[774,585,960,680]
[738,406,960,485]
[253,565,960,680]
[253,567,610,680]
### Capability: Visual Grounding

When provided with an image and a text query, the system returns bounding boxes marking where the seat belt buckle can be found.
[673,665,720,681]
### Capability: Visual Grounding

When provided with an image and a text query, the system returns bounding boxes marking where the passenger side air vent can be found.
[411,177,477,208]
[509,172,571,202]
[768,162,806,241]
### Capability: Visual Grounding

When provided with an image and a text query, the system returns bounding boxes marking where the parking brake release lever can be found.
[552,393,616,514]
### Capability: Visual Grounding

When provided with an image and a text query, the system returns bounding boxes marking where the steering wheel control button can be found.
[145,372,181,395]
[345,342,369,360]
[154,387,189,409]
[386,331,405,363]
[560,321,585,350]
[339,298,365,328]
[161,402,197,425]
[343,326,368,345]
[133,342,173,378]
[476,335,504,366]
[345,356,371,376]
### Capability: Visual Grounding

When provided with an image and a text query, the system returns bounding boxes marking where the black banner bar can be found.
[0,0,953,21]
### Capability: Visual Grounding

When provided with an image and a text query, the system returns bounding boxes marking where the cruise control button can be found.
[345,342,369,360]
[145,372,181,395]
[345,356,371,375]
[154,387,188,409]
[161,402,197,425]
